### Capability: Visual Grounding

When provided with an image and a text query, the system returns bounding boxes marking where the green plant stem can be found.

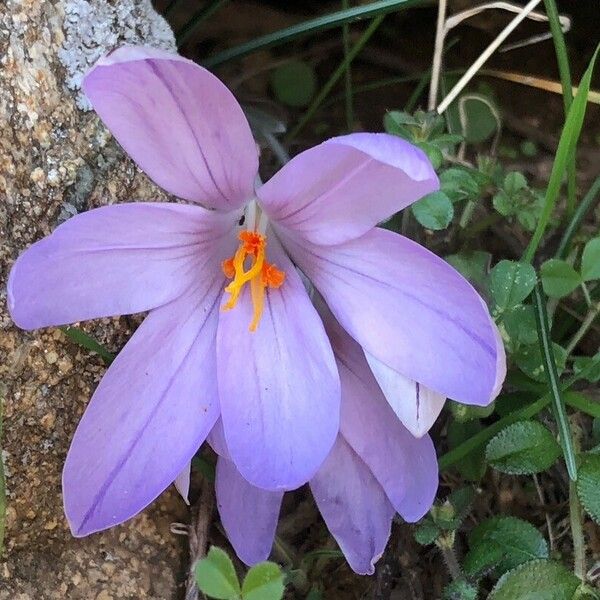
[286,15,384,142]
[581,282,593,308]
[436,538,462,581]
[202,0,426,68]
[533,282,578,480]
[342,0,354,131]
[542,0,576,216]
[565,301,600,356]
[439,387,598,472]
[439,395,550,470]
[557,175,600,259]
[176,0,230,46]
[570,480,586,580]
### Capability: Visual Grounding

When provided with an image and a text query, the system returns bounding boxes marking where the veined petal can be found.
[365,353,445,438]
[216,457,283,565]
[258,133,438,246]
[322,304,438,521]
[217,235,340,491]
[8,202,237,330]
[310,436,395,575]
[63,279,223,536]
[283,228,505,406]
[84,45,258,210]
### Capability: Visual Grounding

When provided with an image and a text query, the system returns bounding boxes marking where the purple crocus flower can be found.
[195,303,438,575]
[7,45,505,539]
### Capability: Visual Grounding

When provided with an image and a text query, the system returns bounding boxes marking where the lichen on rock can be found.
[59,0,176,110]
[1,1,185,597]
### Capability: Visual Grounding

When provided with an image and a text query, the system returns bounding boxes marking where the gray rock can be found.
[0,1,187,598]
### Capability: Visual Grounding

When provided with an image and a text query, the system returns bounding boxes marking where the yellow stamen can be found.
[221,230,286,331]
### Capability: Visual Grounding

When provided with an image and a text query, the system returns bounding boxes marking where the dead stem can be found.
[184,478,215,600]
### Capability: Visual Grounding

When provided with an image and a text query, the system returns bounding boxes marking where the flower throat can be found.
[221,230,285,332]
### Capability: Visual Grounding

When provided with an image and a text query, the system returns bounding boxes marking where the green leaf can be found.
[60,326,115,365]
[459,94,500,143]
[485,421,561,475]
[442,579,478,600]
[502,304,538,348]
[271,60,317,108]
[412,191,454,230]
[492,189,513,217]
[418,142,444,170]
[581,237,600,281]
[464,516,548,577]
[448,487,475,521]
[440,168,480,203]
[540,259,582,298]
[447,419,486,481]
[524,44,600,262]
[520,140,538,157]
[430,488,475,531]
[445,251,491,290]
[195,547,241,600]
[515,341,567,383]
[503,171,528,195]
[489,559,580,599]
[577,454,600,524]
[490,260,537,314]
[414,518,440,545]
[573,353,600,383]
[241,562,285,600]
[449,401,495,423]
[384,110,420,134]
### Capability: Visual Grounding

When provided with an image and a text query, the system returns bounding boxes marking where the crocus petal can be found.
[258,133,438,246]
[63,279,223,536]
[8,202,237,330]
[365,353,445,438]
[283,227,505,406]
[84,45,258,210]
[321,303,438,521]
[207,418,230,460]
[217,235,340,490]
[216,457,283,565]
[174,464,191,505]
[310,436,395,575]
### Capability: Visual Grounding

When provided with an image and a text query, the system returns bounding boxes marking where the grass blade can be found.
[523,44,600,263]
[542,0,576,216]
[202,0,427,68]
[556,175,600,259]
[286,15,384,141]
[532,282,577,480]
[176,0,230,47]
[342,0,354,131]
[60,326,115,366]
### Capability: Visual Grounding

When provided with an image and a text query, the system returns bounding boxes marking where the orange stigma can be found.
[222,230,286,331]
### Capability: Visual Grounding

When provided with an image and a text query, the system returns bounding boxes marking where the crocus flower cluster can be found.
[8,46,505,575]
